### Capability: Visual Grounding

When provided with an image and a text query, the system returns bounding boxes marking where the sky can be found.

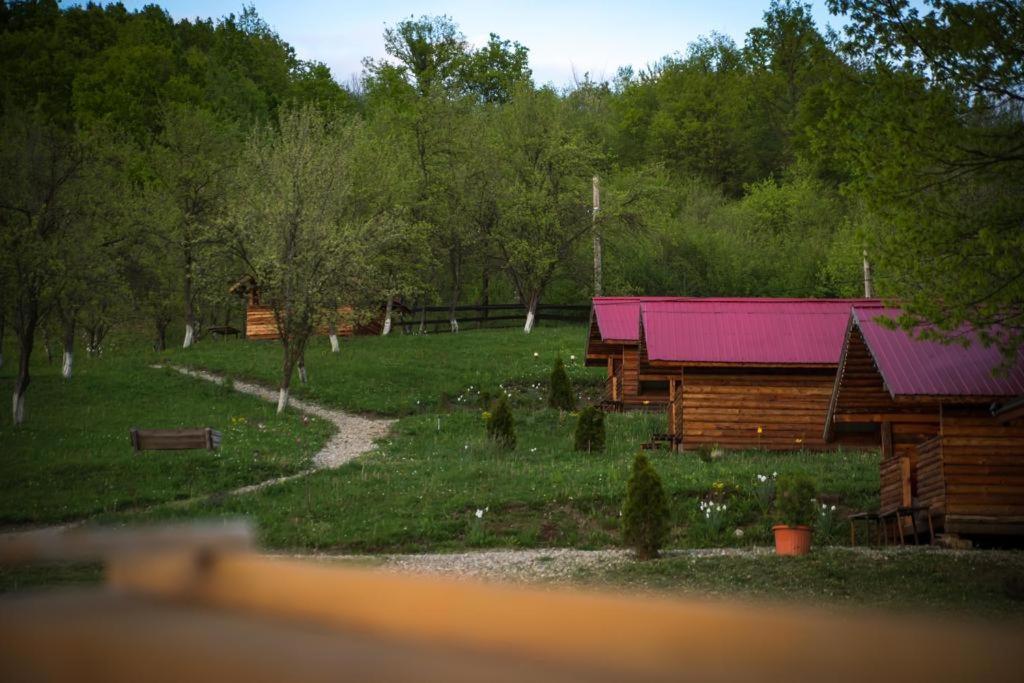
[100,1,850,87]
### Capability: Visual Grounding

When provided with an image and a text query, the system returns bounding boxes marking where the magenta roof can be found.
[640,299,882,364]
[591,297,691,342]
[853,307,1024,398]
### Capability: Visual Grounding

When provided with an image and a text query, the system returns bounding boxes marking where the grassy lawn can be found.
[572,548,1024,620]
[0,349,334,525]
[113,409,879,553]
[160,325,602,415]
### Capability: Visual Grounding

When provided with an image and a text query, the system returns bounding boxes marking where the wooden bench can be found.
[130,428,222,452]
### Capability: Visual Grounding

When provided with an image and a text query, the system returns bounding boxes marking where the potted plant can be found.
[772,474,816,556]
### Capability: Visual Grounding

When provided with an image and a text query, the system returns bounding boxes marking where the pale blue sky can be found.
[90,1,852,87]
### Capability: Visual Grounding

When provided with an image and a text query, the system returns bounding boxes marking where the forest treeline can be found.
[1,0,1021,420]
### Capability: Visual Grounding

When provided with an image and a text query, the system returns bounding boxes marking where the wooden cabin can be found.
[636,299,882,451]
[229,277,391,341]
[585,297,693,409]
[825,306,1024,539]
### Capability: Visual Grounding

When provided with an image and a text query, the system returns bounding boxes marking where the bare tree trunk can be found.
[592,175,602,296]
[43,327,54,365]
[328,321,340,353]
[298,353,308,384]
[862,249,874,298]
[12,306,38,426]
[381,298,393,336]
[154,318,168,352]
[278,353,294,414]
[523,292,540,334]
[479,270,490,329]
[183,255,196,349]
[62,317,75,380]
[418,301,427,335]
[0,312,4,370]
[448,253,461,333]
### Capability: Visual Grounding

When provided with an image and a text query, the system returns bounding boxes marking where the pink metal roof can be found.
[640,299,882,364]
[591,297,690,342]
[853,307,1024,398]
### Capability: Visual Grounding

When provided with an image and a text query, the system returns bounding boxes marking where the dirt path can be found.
[157,365,394,496]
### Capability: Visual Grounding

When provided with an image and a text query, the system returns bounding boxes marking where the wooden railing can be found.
[396,303,589,332]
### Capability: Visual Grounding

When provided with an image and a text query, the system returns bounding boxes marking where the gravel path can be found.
[157,365,394,495]
[285,547,783,584]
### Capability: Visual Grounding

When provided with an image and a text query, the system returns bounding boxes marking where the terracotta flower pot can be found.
[772,524,812,556]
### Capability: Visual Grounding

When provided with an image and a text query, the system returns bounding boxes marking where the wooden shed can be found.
[229,277,392,341]
[585,297,692,409]
[637,299,882,451]
[825,306,1024,538]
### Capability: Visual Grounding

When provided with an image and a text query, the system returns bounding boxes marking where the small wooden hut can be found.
[585,297,692,409]
[228,276,394,341]
[825,306,1024,539]
[637,299,882,451]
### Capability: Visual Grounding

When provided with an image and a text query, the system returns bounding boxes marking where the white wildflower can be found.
[475,509,484,519]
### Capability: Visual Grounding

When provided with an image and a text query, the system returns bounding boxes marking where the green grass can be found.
[161,326,602,416]
[572,548,1024,620]
[0,348,334,525]
[112,409,880,553]
[0,563,103,594]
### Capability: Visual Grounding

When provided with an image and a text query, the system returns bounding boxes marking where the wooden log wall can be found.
[938,410,1024,535]
[677,368,838,451]
[879,456,912,513]
[829,326,939,456]
[915,436,945,513]
[245,306,356,341]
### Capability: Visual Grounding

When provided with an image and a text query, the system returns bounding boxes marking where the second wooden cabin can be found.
[585,297,692,409]
[636,299,882,451]
[825,306,1024,539]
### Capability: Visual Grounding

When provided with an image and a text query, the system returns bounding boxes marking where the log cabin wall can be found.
[828,325,941,457]
[674,367,839,451]
[244,305,356,341]
[936,408,1024,536]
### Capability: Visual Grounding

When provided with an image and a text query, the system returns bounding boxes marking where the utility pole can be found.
[862,248,874,298]
[592,175,602,296]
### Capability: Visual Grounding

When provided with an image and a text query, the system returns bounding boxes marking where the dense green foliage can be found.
[775,473,818,527]
[2,0,1020,423]
[622,452,671,559]
[548,356,575,411]
[573,405,606,452]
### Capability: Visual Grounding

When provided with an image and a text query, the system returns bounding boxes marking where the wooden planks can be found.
[130,428,221,452]
[674,368,842,451]
[245,305,359,341]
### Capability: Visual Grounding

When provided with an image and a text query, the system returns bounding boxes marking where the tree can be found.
[228,106,367,412]
[485,395,516,449]
[548,356,575,411]
[0,109,88,423]
[145,104,238,348]
[573,406,606,452]
[621,452,670,560]
[493,86,600,332]
[824,0,1024,362]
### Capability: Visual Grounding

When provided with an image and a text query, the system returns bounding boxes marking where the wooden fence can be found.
[395,303,589,332]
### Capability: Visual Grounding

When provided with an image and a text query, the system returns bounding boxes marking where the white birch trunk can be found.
[450,318,459,333]
[12,391,25,425]
[277,387,289,413]
[381,299,393,336]
[329,334,340,353]
[298,364,308,384]
[523,308,536,334]
[62,350,73,380]
[183,323,195,348]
